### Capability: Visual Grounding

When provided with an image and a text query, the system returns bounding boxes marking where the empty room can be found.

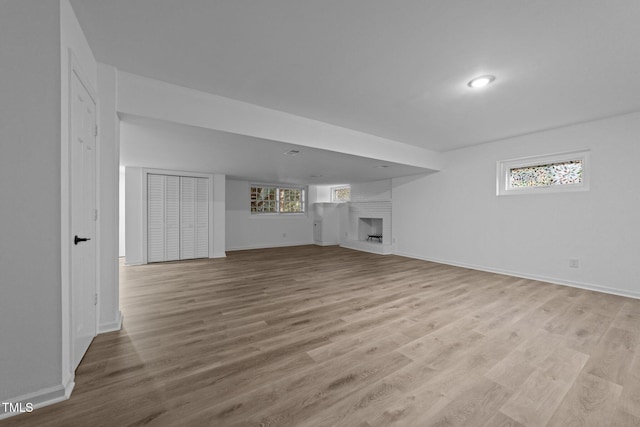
[2,1,640,426]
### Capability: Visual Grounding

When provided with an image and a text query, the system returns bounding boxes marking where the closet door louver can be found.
[147,174,166,263]
[195,178,209,258]
[148,174,209,263]
[180,176,196,260]
[164,175,180,261]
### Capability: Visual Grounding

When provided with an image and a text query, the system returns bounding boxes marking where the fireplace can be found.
[342,200,392,254]
[358,217,383,243]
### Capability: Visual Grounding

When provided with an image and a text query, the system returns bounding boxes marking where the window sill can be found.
[249,213,307,218]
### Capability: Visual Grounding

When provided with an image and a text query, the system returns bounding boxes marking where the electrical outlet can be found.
[569,258,579,268]
[282,233,287,238]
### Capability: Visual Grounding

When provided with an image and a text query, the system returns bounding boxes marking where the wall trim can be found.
[98,310,123,334]
[315,242,339,247]
[395,251,640,300]
[0,377,74,420]
[341,241,393,255]
[212,251,227,258]
[226,241,313,252]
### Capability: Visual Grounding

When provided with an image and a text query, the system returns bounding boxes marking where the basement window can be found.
[250,185,305,214]
[497,150,590,196]
[331,185,351,202]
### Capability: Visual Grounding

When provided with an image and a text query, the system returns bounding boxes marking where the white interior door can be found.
[70,69,97,370]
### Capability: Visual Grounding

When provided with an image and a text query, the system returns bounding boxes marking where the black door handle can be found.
[74,235,91,245]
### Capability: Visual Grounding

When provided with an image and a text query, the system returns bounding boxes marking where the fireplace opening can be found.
[358,217,383,243]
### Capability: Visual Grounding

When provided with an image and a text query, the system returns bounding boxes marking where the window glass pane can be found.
[332,186,350,201]
[279,188,304,213]
[250,186,277,213]
[509,160,582,188]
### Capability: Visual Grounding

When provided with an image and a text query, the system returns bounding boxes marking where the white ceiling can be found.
[120,115,431,185]
[71,0,640,153]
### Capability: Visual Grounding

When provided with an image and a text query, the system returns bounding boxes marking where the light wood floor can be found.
[5,245,640,426]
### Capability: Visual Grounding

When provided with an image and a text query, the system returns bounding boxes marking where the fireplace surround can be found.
[341,201,392,254]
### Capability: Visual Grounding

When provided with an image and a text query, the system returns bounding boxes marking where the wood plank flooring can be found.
[4,245,640,426]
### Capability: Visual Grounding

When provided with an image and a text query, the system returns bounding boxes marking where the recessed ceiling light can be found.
[284,149,300,156]
[467,75,495,88]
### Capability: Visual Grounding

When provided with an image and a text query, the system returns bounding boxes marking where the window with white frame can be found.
[331,185,351,202]
[250,185,278,213]
[497,150,590,196]
[250,184,305,214]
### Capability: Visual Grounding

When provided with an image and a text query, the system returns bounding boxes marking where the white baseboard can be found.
[226,241,313,251]
[98,310,123,334]
[211,251,227,258]
[394,251,640,300]
[0,376,74,420]
[314,241,339,247]
[341,240,394,255]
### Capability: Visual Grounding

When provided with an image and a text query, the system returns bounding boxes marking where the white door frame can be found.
[61,49,100,391]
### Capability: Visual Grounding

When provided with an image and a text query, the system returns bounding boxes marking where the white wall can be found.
[96,63,122,333]
[226,179,313,250]
[119,168,126,257]
[125,167,144,265]
[0,0,62,408]
[309,185,333,203]
[351,179,392,202]
[393,112,640,298]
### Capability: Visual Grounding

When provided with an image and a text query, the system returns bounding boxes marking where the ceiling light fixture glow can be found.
[467,75,495,88]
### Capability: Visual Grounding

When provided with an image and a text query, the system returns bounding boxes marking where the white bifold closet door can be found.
[194,177,209,258]
[148,174,180,262]
[180,176,209,259]
[148,174,208,263]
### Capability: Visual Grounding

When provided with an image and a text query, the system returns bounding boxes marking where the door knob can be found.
[74,235,91,245]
